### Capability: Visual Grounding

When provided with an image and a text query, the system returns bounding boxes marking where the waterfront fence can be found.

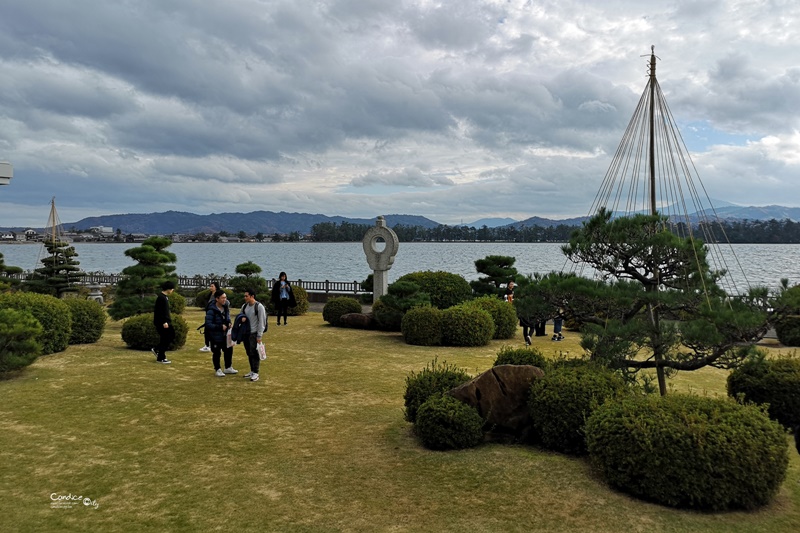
[9,272,367,298]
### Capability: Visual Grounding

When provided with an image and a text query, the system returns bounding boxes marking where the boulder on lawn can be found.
[449,364,544,437]
[339,312,375,329]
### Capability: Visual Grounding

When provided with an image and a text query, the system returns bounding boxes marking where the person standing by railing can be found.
[270,271,296,326]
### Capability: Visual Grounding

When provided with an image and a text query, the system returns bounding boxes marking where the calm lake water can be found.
[2,241,798,292]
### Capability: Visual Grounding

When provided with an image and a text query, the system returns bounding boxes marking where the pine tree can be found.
[108,236,177,320]
[470,255,517,297]
[23,239,84,297]
[0,252,23,291]
[532,209,771,395]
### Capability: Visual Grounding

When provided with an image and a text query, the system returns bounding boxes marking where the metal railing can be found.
[9,272,366,295]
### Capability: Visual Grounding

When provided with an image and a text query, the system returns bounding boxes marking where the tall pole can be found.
[649,46,657,216]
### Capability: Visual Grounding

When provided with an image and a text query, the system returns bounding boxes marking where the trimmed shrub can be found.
[774,316,800,347]
[195,289,212,309]
[370,299,398,331]
[0,308,43,372]
[404,359,471,423]
[585,394,789,511]
[463,296,517,339]
[528,364,626,455]
[493,346,547,369]
[441,304,494,347]
[401,306,443,346]
[121,314,189,351]
[64,298,106,344]
[373,281,431,332]
[415,394,484,450]
[322,296,363,327]
[168,291,186,315]
[727,353,800,428]
[0,292,72,355]
[397,271,472,309]
[287,285,309,316]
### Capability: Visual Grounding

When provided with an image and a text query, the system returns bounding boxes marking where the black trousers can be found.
[534,321,547,336]
[276,299,290,324]
[211,342,233,370]
[243,333,261,374]
[155,325,175,360]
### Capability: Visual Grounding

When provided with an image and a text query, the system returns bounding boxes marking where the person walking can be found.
[199,281,221,352]
[152,280,176,364]
[270,272,296,326]
[505,280,515,303]
[205,289,237,377]
[241,289,267,382]
[551,308,565,341]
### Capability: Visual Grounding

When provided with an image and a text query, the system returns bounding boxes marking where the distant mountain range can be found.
[3,203,798,235]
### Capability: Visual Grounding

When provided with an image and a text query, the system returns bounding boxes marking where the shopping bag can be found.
[226,328,234,348]
[257,341,267,360]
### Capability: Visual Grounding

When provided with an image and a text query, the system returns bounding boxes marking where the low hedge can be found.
[441,304,494,347]
[414,394,484,450]
[0,308,43,372]
[64,298,107,344]
[404,359,471,423]
[493,346,547,369]
[322,296,362,327]
[0,292,71,355]
[585,394,789,511]
[528,364,626,455]
[121,314,189,351]
[774,316,800,347]
[727,353,800,429]
[401,306,443,346]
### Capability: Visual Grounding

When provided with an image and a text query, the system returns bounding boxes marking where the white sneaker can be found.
[199,346,211,352]
[223,367,238,374]
[215,368,225,377]
[244,372,253,378]
[250,373,259,382]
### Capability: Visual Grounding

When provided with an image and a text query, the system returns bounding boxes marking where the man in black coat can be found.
[152,280,176,364]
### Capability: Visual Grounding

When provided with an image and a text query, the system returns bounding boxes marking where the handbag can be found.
[257,341,267,361]
[226,328,234,348]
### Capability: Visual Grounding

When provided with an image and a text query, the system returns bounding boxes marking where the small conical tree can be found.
[23,239,84,297]
[228,261,268,307]
[0,252,23,291]
[109,236,177,320]
[470,255,517,297]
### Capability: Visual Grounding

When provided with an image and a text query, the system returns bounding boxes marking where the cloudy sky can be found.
[1,0,799,228]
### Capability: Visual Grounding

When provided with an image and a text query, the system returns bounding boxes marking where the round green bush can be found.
[63,298,106,344]
[463,296,517,339]
[0,292,72,355]
[288,285,309,316]
[493,346,547,368]
[0,308,43,372]
[121,314,189,351]
[404,359,471,423]
[401,306,443,346]
[585,394,789,511]
[322,296,363,327]
[774,315,800,347]
[371,298,405,331]
[195,288,212,309]
[727,354,800,429]
[397,271,472,309]
[528,364,626,455]
[168,291,186,315]
[415,393,484,450]
[441,304,494,347]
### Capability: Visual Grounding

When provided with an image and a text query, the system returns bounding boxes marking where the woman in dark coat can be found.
[270,271,296,326]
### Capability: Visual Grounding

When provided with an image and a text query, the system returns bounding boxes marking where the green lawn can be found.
[1,308,798,532]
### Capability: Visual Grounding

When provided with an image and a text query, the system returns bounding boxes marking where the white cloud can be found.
[1,0,800,228]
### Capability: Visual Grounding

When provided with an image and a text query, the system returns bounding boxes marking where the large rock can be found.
[338,312,375,329]
[449,364,545,436]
